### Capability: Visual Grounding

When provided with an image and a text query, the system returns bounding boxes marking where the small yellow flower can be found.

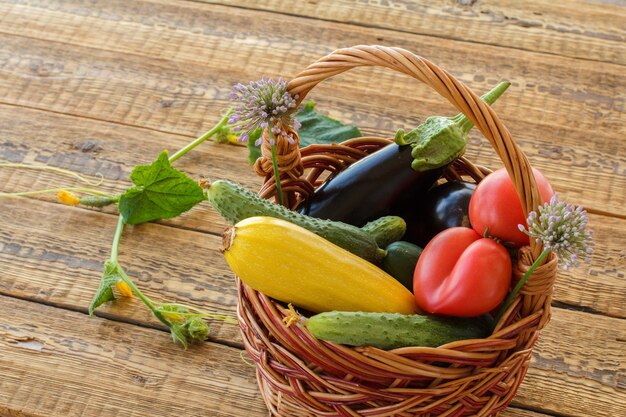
[158,304,186,323]
[160,312,182,322]
[115,280,134,298]
[227,134,245,146]
[57,190,80,205]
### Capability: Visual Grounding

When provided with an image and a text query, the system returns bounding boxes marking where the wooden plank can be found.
[1,105,624,318]
[0,103,256,234]
[0,1,624,214]
[200,0,626,65]
[501,409,554,417]
[503,410,556,417]
[551,212,625,319]
[0,2,621,417]
[516,310,626,416]
[4,193,624,325]
[0,197,242,345]
[0,197,624,416]
[0,295,267,417]
[0,295,552,417]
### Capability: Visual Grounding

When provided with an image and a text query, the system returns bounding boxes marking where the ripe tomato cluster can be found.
[413,168,554,317]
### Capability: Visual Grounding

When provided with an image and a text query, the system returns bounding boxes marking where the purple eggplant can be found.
[399,180,476,246]
[299,82,510,227]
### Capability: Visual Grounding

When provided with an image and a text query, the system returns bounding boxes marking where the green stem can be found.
[492,248,551,329]
[115,265,172,328]
[268,128,284,206]
[168,108,233,163]
[0,163,104,186]
[107,216,170,325]
[453,81,511,134]
[0,187,117,199]
[110,215,125,264]
[155,304,236,323]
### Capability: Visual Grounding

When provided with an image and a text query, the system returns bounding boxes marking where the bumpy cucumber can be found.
[361,216,406,248]
[208,180,385,263]
[381,241,423,291]
[306,311,490,350]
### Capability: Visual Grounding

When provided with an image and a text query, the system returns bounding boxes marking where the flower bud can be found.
[57,190,80,205]
[115,281,134,298]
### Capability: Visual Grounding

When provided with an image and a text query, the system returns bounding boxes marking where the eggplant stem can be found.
[452,81,511,134]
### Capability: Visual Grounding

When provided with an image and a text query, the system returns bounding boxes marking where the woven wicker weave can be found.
[238,45,558,417]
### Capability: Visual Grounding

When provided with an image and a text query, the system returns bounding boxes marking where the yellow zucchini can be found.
[222,216,417,315]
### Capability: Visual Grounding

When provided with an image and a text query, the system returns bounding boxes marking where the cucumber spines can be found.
[361,216,406,248]
[306,311,490,350]
[208,180,386,263]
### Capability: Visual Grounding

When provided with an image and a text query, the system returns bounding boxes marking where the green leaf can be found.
[168,318,209,349]
[170,323,189,349]
[88,260,120,315]
[295,101,362,147]
[118,151,207,225]
[183,316,210,343]
[244,103,362,164]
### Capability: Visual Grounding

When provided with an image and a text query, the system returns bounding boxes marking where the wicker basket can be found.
[238,45,558,417]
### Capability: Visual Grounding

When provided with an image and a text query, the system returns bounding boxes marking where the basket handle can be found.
[287,45,545,258]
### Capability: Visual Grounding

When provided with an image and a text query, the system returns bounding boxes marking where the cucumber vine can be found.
[1,101,362,347]
[1,110,236,348]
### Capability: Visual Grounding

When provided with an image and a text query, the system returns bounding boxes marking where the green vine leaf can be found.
[295,101,362,147]
[118,151,207,225]
[169,323,190,349]
[88,260,120,315]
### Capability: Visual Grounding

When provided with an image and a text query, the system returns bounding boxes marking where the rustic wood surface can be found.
[0,1,624,416]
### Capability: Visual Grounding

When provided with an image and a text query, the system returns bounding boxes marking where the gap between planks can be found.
[0,294,266,417]
[0,100,623,221]
[190,0,626,66]
[0,294,559,417]
[1,106,624,320]
[0,290,245,351]
[0,96,203,141]
[0,199,623,415]
[4,0,625,68]
[0,4,623,215]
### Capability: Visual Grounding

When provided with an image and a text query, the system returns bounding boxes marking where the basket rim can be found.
[238,46,560,416]
[287,45,546,258]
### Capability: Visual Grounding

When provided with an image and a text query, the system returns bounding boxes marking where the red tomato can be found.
[413,227,512,317]
[469,167,554,247]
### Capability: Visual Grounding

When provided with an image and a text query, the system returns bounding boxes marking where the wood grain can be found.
[0,295,553,417]
[0,102,257,233]
[1,105,624,319]
[0,0,624,215]
[0,295,267,417]
[0,196,624,416]
[0,197,242,345]
[0,1,623,416]
[201,0,626,65]
[515,309,626,416]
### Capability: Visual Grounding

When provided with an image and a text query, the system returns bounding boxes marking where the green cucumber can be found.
[361,216,406,248]
[381,241,423,291]
[306,311,490,350]
[207,180,386,263]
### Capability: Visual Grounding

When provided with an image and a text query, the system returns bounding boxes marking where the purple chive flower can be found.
[228,77,299,145]
[518,194,594,270]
